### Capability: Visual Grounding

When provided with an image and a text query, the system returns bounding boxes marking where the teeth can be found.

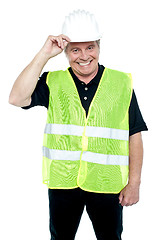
[79,61,90,66]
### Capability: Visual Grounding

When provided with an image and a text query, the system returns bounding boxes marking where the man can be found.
[9,10,147,240]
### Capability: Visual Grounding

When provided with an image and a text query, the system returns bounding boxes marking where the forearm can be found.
[119,132,143,206]
[9,51,49,107]
[128,132,143,186]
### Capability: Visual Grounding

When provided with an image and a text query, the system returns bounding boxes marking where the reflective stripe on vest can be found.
[44,123,129,141]
[43,147,129,165]
[43,147,81,161]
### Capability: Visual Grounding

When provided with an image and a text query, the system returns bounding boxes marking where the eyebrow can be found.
[70,44,95,51]
[70,47,80,51]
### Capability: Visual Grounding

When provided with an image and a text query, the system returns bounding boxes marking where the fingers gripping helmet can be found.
[62,10,102,42]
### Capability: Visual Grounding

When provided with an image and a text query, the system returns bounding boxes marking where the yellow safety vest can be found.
[42,67,132,193]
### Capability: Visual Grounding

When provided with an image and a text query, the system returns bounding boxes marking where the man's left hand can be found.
[119,183,140,207]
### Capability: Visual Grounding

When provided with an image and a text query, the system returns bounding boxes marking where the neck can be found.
[72,66,99,84]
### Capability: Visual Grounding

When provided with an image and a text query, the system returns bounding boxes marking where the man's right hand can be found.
[39,34,71,60]
[9,34,71,107]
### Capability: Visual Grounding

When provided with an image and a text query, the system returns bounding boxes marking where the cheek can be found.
[94,51,100,59]
[88,51,99,61]
[68,55,78,64]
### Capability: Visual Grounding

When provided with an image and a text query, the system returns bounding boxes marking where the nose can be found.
[79,50,89,61]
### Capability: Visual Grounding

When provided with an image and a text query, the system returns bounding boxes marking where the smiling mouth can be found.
[78,61,92,66]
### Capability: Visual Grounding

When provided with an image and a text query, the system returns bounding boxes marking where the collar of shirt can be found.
[68,63,105,86]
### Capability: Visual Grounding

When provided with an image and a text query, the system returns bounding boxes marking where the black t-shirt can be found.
[23,64,148,136]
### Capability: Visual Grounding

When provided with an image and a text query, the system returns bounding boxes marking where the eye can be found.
[88,45,94,50]
[72,48,79,53]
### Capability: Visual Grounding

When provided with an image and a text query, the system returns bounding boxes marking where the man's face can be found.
[66,41,100,79]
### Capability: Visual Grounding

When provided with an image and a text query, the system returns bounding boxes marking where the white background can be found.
[1,0,159,239]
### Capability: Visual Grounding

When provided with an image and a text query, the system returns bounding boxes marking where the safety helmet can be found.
[62,10,102,42]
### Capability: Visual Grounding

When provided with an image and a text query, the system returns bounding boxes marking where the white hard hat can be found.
[62,10,102,42]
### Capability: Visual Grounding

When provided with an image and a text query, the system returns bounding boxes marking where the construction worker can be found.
[9,10,147,240]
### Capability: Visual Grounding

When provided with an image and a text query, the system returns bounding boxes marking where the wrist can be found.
[128,179,141,187]
[34,50,50,66]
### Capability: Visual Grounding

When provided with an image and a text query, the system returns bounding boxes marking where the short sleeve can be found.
[129,90,148,136]
[22,72,49,109]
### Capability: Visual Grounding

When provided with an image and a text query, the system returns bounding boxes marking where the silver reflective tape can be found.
[85,126,129,141]
[44,124,129,141]
[43,147,128,166]
[82,151,129,166]
[43,146,81,161]
[45,124,84,136]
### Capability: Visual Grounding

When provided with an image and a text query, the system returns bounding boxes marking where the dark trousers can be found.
[48,188,123,240]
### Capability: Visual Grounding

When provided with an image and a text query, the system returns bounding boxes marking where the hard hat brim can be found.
[68,35,102,43]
